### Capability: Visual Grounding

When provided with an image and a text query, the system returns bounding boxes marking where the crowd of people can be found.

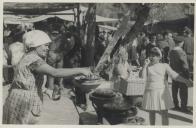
[109,27,193,125]
[128,28,193,72]
[2,22,194,125]
[130,28,194,116]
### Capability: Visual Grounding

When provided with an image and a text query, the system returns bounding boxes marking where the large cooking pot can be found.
[102,102,136,114]
[102,95,137,115]
[89,88,118,105]
[89,89,141,124]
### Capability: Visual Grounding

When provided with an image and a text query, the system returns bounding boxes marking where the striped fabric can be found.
[3,51,45,124]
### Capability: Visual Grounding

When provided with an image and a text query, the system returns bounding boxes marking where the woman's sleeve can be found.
[29,59,46,71]
[165,63,178,79]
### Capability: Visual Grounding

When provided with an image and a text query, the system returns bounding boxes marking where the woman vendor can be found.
[3,30,92,124]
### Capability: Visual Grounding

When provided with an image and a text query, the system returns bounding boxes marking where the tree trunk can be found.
[81,4,96,67]
[122,4,150,48]
[95,4,150,72]
[95,11,133,72]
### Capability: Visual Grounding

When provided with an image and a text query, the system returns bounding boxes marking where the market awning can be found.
[3,3,77,15]
[28,15,118,23]
[46,6,118,23]
[4,4,118,24]
[47,5,118,23]
[98,25,117,31]
[96,15,118,23]
[3,15,30,24]
[27,15,73,23]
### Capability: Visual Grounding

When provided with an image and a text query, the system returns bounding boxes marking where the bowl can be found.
[74,76,103,93]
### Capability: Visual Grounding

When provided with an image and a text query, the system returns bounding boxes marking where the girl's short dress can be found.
[142,63,174,111]
[111,62,129,91]
[3,52,45,124]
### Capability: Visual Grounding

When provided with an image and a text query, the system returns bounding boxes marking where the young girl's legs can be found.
[149,110,169,125]
[160,110,169,125]
[149,111,156,125]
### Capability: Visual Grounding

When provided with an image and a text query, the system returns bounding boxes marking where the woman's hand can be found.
[144,58,150,67]
[139,58,149,79]
[81,68,93,77]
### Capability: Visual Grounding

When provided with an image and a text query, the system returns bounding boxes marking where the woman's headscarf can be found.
[23,30,51,51]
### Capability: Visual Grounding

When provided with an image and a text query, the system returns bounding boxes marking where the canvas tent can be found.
[4,3,118,23]
[44,6,119,23]
[3,15,30,24]
[27,14,118,23]
[98,25,117,31]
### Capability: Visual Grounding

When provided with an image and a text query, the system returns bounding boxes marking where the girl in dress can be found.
[111,46,132,91]
[139,47,192,125]
[3,30,92,124]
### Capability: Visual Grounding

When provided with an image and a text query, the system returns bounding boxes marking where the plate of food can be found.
[75,74,101,82]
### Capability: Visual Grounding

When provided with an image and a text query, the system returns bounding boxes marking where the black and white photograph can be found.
[2,1,195,125]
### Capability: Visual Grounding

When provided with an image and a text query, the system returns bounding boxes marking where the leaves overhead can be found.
[96,3,194,22]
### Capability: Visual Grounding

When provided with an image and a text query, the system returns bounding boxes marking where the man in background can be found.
[169,36,190,113]
[182,28,194,80]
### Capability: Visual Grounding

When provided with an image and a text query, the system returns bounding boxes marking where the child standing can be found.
[111,46,131,91]
[139,47,192,125]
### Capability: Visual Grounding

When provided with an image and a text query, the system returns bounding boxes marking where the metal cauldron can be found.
[89,89,139,124]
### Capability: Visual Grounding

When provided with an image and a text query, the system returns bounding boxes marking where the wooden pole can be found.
[81,4,96,67]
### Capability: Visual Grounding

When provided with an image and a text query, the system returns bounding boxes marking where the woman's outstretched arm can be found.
[34,63,91,78]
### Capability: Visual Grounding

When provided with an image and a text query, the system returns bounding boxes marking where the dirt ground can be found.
[2,84,193,125]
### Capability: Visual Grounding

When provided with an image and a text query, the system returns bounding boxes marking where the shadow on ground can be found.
[167,113,192,123]
[79,112,98,125]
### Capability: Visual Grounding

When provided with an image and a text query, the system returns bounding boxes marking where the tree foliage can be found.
[95,3,194,74]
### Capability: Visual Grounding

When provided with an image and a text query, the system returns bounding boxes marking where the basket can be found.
[116,77,145,96]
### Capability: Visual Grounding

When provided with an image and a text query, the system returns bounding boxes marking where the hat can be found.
[183,27,192,34]
[173,36,184,43]
[23,30,51,49]
[185,29,192,34]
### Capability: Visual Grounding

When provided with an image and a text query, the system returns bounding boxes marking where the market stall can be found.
[72,66,145,125]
